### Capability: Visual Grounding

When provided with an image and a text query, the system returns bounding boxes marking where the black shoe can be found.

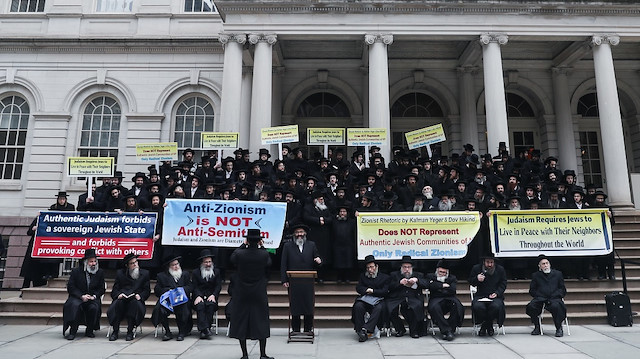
[358,329,368,342]
[609,275,616,281]
[395,329,406,337]
[531,326,541,335]
[260,356,275,359]
[176,334,184,341]
[478,328,487,336]
[64,333,76,340]
[85,330,95,338]
[162,332,173,341]
[200,331,208,339]
[410,332,420,339]
[125,332,134,341]
[555,328,564,337]
[109,331,119,341]
[487,326,495,336]
[444,332,454,341]
[597,276,606,280]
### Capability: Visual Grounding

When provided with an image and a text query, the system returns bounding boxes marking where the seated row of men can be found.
[352,253,567,342]
[62,248,221,342]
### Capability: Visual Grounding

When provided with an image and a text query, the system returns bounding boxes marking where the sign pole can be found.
[87,176,93,200]
[278,143,283,161]
[364,145,369,168]
[426,144,433,159]
[324,144,329,159]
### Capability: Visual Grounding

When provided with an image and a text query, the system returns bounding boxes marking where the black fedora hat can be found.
[364,254,376,266]
[82,248,99,260]
[163,254,182,267]
[55,191,68,198]
[122,253,139,266]
[197,248,215,261]
[290,223,310,233]
[401,255,413,265]
[244,228,264,243]
[436,259,450,270]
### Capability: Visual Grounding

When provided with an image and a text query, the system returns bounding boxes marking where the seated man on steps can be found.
[151,255,193,341]
[352,255,389,342]
[191,249,222,339]
[468,253,507,336]
[107,253,150,341]
[526,254,567,337]
[386,255,428,338]
[426,259,464,341]
[62,248,105,340]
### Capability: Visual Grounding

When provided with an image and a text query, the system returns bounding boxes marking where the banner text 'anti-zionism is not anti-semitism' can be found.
[162,199,287,249]
[32,211,157,259]
[489,209,613,257]
[357,211,481,260]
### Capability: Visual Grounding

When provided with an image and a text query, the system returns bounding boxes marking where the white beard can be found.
[402,270,413,279]
[437,275,447,282]
[295,237,306,246]
[315,202,328,211]
[84,261,99,274]
[413,204,423,212]
[438,200,452,211]
[365,267,378,279]
[129,267,140,280]
[169,268,183,282]
[509,204,522,210]
[542,268,551,274]
[201,265,215,280]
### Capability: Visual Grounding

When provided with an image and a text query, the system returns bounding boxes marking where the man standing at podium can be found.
[281,223,322,333]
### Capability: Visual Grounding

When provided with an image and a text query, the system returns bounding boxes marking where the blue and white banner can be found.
[162,199,287,248]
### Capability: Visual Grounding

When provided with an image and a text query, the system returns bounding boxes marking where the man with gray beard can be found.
[352,255,389,342]
[468,253,507,336]
[435,189,455,212]
[302,190,333,281]
[386,256,428,338]
[152,255,193,341]
[62,248,105,340]
[526,255,567,337]
[191,249,222,339]
[107,253,151,341]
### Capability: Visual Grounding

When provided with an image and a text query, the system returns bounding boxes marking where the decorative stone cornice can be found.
[248,34,278,45]
[479,33,508,46]
[591,34,620,47]
[364,34,393,46]
[219,33,247,46]
[551,67,572,76]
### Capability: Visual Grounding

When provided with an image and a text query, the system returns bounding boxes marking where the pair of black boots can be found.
[109,324,135,341]
[531,322,563,337]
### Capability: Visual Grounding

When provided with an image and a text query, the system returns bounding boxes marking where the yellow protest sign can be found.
[135,142,178,162]
[201,132,239,149]
[357,211,481,260]
[67,157,114,177]
[347,128,387,147]
[261,125,299,145]
[405,123,446,150]
[489,209,613,257]
[307,128,345,145]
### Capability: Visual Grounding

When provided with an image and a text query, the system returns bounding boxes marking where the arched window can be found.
[296,92,350,117]
[79,96,121,160]
[391,92,443,117]
[577,93,599,117]
[0,95,29,179]
[506,93,535,117]
[174,96,215,149]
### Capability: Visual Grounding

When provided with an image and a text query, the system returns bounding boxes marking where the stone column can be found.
[248,34,277,157]
[551,67,579,172]
[457,66,479,153]
[480,33,510,155]
[218,33,246,133]
[365,34,393,161]
[239,67,253,150]
[591,34,633,207]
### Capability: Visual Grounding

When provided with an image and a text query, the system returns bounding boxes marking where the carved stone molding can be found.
[591,34,620,47]
[479,33,509,46]
[364,34,394,46]
[456,66,480,75]
[219,33,247,46]
[551,67,572,76]
[248,33,278,46]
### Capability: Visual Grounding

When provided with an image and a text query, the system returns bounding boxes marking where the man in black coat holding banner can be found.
[62,248,105,340]
[107,253,151,341]
[191,249,222,339]
[151,255,192,341]
[281,223,322,333]
[352,255,389,342]
[386,255,428,338]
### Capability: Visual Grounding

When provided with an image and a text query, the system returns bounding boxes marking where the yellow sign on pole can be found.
[261,125,299,145]
[135,142,179,162]
[306,128,345,145]
[347,128,387,146]
[67,157,114,177]
[405,123,447,150]
[201,132,239,149]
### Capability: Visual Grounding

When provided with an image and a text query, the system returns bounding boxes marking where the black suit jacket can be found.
[191,267,222,300]
[67,266,106,300]
[111,268,151,302]
[280,240,320,283]
[154,270,192,298]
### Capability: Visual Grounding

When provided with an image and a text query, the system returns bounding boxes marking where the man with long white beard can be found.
[352,255,389,342]
[386,256,428,338]
[191,249,222,339]
[508,195,522,210]
[526,255,567,337]
[281,224,322,334]
[107,253,151,341]
[435,190,455,212]
[152,255,192,341]
[426,260,465,341]
[302,190,333,281]
[62,248,105,340]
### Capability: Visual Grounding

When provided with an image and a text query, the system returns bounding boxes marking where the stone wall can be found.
[1,216,33,289]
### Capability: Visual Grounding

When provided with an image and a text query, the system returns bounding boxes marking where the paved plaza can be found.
[0,323,638,359]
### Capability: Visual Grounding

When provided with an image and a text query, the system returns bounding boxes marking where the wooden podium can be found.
[286,270,317,343]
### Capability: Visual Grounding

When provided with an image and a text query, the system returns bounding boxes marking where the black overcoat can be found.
[62,266,105,333]
[107,268,151,326]
[331,218,356,269]
[280,240,320,316]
